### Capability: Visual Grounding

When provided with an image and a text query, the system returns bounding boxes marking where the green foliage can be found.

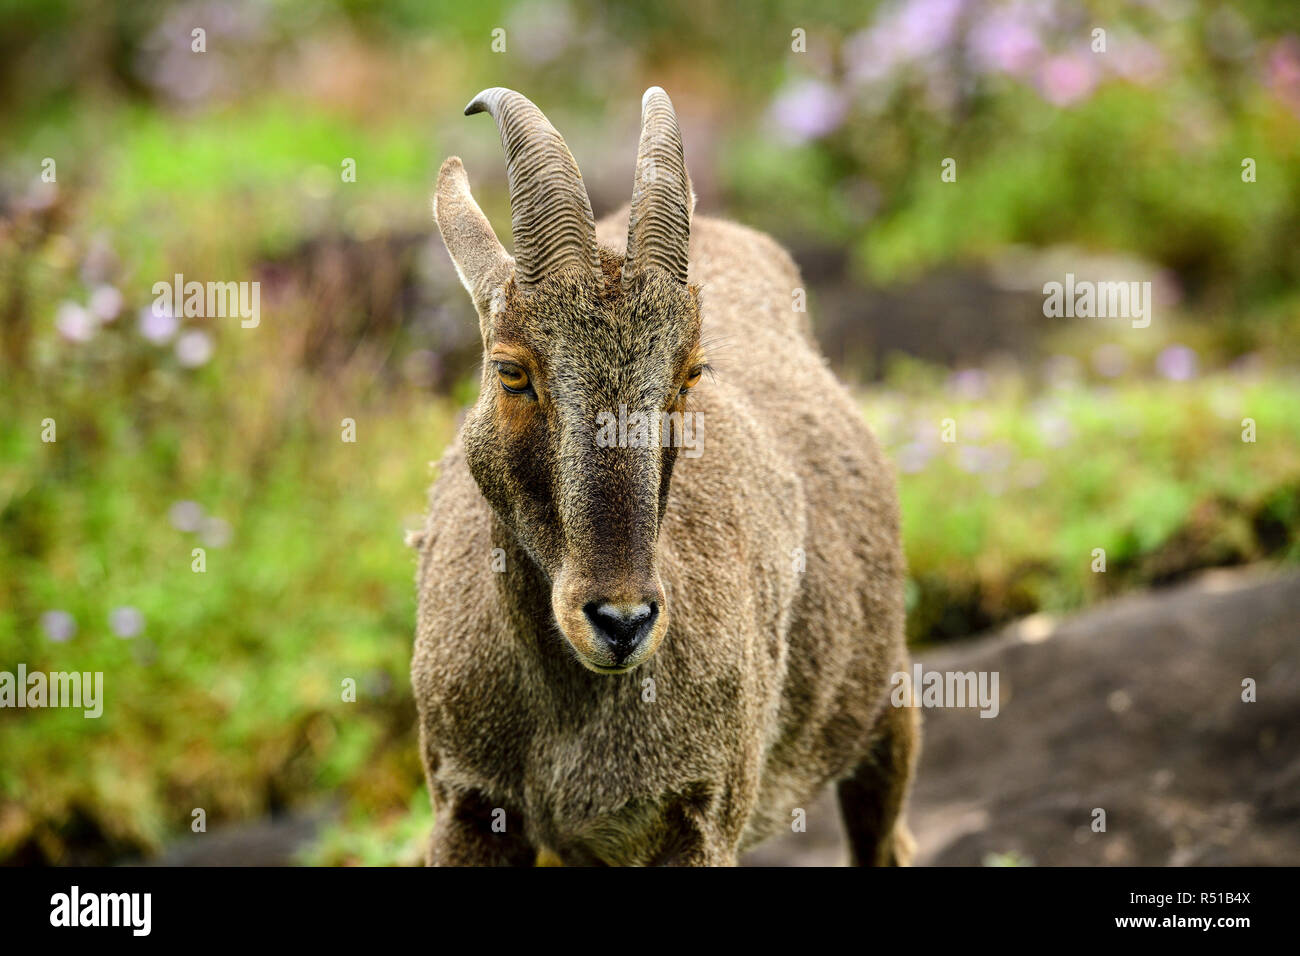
[299,786,432,867]
[870,369,1300,643]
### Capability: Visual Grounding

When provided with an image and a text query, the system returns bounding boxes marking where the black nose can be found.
[583,601,658,664]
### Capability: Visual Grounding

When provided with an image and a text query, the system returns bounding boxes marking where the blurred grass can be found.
[1,318,460,858]
[7,99,432,287]
[299,785,432,867]
[853,85,1300,293]
[867,369,1300,642]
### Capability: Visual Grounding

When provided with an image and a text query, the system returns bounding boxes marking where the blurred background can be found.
[1,0,1297,866]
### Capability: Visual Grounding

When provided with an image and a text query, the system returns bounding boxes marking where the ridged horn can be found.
[623,87,692,289]
[465,87,599,290]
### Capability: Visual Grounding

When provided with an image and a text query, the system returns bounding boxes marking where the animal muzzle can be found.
[584,600,659,665]
[552,568,668,673]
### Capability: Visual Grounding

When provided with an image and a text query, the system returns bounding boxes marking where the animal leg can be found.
[835,701,920,866]
[426,790,536,866]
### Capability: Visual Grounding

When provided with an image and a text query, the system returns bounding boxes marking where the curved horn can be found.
[465,87,599,290]
[623,87,693,289]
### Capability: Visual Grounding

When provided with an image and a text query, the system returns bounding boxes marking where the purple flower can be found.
[139,304,178,344]
[1110,37,1166,85]
[1156,345,1198,381]
[109,606,144,639]
[89,285,124,322]
[41,610,77,643]
[767,79,848,144]
[897,441,934,474]
[969,13,1042,77]
[133,0,266,106]
[169,500,205,532]
[1037,52,1098,106]
[893,0,966,60]
[55,302,96,343]
[364,669,394,697]
[1267,36,1300,118]
[80,234,120,284]
[175,330,214,368]
[948,368,989,401]
[959,411,989,442]
[845,0,967,86]
[1034,406,1074,448]
[958,445,991,474]
[1269,37,1300,88]
[844,28,900,86]
[200,516,232,548]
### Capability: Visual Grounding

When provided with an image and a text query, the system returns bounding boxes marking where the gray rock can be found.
[744,566,1300,866]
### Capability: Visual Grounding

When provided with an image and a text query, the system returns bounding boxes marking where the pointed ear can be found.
[433,157,513,332]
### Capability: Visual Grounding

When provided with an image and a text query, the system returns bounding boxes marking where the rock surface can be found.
[743,566,1300,866]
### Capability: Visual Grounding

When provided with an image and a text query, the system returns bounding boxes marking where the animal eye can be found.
[496,362,531,394]
[681,365,704,392]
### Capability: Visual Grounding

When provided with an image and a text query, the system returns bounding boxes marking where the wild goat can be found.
[411,87,917,866]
